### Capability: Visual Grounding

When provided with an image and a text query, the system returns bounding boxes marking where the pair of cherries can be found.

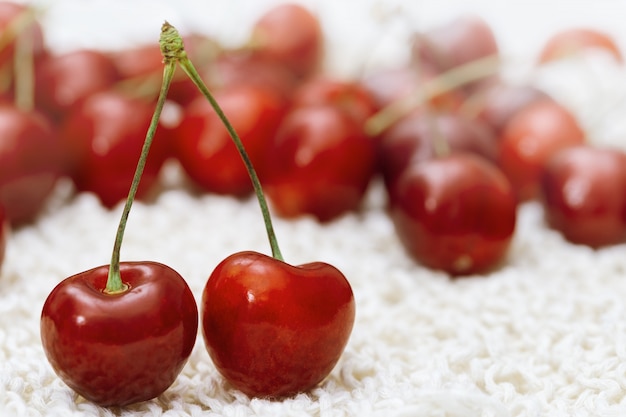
[40,18,355,407]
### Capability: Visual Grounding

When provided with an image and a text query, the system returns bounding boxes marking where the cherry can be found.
[377,109,498,191]
[262,104,377,222]
[248,3,323,78]
[206,49,301,101]
[41,36,198,407]
[0,103,63,225]
[172,84,288,197]
[389,152,517,275]
[59,89,171,208]
[291,75,379,124]
[411,14,499,91]
[0,1,46,73]
[540,145,626,247]
[461,80,551,134]
[34,49,120,121]
[202,251,355,398]
[538,27,623,64]
[164,22,355,397]
[496,98,586,201]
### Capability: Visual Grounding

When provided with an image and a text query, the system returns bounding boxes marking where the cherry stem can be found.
[159,21,284,262]
[104,47,176,294]
[364,54,501,136]
[10,6,38,112]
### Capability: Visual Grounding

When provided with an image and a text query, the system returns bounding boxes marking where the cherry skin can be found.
[201,251,355,398]
[35,49,120,121]
[248,2,323,78]
[41,262,198,407]
[377,109,498,191]
[538,27,623,64]
[173,84,289,196]
[59,90,171,208]
[262,104,377,222]
[0,103,63,225]
[389,153,517,276]
[496,99,586,201]
[540,145,626,247]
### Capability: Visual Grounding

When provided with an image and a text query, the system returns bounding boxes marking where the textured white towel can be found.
[3,1,626,416]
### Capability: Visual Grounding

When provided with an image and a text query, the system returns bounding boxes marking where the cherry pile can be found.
[1,0,625,407]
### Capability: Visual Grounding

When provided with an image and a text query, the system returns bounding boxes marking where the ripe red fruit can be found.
[462,81,551,134]
[262,104,377,222]
[497,99,586,201]
[377,109,498,190]
[41,262,198,407]
[173,84,288,196]
[59,90,171,208]
[538,27,623,64]
[249,3,323,78]
[390,153,517,275]
[0,104,63,224]
[540,145,626,247]
[201,251,355,398]
[35,49,120,120]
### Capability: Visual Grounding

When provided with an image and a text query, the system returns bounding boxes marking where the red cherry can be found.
[0,104,63,225]
[262,104,377,222]
[411,14,499,90]
[538,27,623,64]
[201,251,355,398]
[497,99,586,201]
[59,90,171,208]
[390,153,517,275]
[377,109,498,191]
[463,80,551,134]
[249,3,323,78]
[41,262,198,407]
[291,75,379,123]
[207,49,301,101]
[35,49,120,120]
[173,84,289,196]
[540,145,626,247]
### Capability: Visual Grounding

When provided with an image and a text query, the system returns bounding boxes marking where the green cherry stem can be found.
[159,21,284,262]
[104,37,177,294]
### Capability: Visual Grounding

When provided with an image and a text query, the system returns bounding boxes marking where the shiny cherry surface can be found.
[40,261,198,407]
[540,145,626,247]
[201,251,355,398]
[390,153,517,275]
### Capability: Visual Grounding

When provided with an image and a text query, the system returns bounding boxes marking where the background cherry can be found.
[172,83,288,197]
[540,145,626,247]
[262,103,377,222]
[247,2,323,78]
[0,103,63,225]
[538,27,623,64]
[389,152,517,276]
[58,89,171,208]
[496,98,586,201]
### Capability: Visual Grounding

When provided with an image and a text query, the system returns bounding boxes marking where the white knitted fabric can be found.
[3,1,626,416]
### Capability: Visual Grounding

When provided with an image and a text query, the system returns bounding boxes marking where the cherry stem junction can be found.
[159,21,284,262]
[105,48,176,294]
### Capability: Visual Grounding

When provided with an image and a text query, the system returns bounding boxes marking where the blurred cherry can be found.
[35,49,120,121]
[0,1,46,70]
[263,104,377,222]
[248,2,323,78]
[538,27,623,64]
[378,109,498,191]
[0,103,62,224]
[497,99,586,201]
[540,145,626,247]
[173,84,288,196]
[59,90,170,208]
[389,152,517,275]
